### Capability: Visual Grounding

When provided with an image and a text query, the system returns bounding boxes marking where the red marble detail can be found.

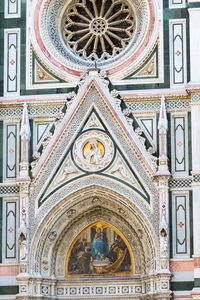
[9,148,14,154]
[178,221,184,228]
[177,141,183,147]
[10,59,15,65]
[194,257,200,268]
[120,90,188,98]
[176,50,181,56]
[0,265,19,276]
[34,0,80,77]
[8,227,14,233]
[174,296,192,299]
[170,260,194,272]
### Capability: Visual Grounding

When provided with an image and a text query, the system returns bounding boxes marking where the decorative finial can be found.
[20,103,31,140]
[158,96,168,132]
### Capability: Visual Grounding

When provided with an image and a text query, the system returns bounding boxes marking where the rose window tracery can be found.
[33,0,156,80]
[62,0,136,61]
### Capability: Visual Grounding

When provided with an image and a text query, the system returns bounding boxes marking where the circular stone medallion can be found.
[73,131,114,172]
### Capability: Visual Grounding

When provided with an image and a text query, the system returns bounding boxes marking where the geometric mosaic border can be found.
[169,178,192,188]
[127,99,190,112]
[0,106,63,118]
[191,94,200,104]
[0,99,191,119]
[0,186,19,194]
[193,174,200,183]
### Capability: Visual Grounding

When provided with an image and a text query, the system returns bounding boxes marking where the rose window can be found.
[62,0,136,61]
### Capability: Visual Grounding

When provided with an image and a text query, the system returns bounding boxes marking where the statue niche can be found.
[66,221,133,277]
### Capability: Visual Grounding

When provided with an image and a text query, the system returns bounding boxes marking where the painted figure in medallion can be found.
[85,140,103,164]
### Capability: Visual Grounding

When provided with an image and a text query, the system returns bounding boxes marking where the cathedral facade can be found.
[0,0,200,299]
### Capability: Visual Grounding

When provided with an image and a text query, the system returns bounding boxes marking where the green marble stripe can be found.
[194,278,200,288]
[0,285,19,295]
[169,192,173,259]
[189,190,193,258]
[170,281,193,291]
[0,121,3,183]
[188,112,192,173]
[188,3,200,8]
[0,198,2,263]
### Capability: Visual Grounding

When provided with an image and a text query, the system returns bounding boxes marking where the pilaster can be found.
[191,93,200,296]
[188,7,200,84]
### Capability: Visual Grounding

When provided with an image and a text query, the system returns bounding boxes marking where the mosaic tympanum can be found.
[66,221,133,276]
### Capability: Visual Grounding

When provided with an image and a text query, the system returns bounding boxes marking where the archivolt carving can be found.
[30,189,159,279]
[53,207,146,276]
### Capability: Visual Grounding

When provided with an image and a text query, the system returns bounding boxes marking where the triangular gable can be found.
[30,71,157,207]
[38,109,150,205]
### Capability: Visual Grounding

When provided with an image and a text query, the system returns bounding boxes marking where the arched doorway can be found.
[18,186,172,299]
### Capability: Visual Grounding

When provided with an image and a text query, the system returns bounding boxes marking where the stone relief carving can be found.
[66,208,76,218]
[31,151,41,169]
[110,158,135,184]
[73,130,114,172]
[35,60,58,82]
[147,146,157,167]
[42,260,49,272]
[42,131,53,150]
[91,196,103,205]
[55,157,78,186]
[86,140,103,164]
[134,53,157,77]
[135,127,146,147]
[111,89,121,109]
[87,113,101,128]
[19,219,27,261]
[54,112,65,128]
[48,231,57,241]
[160,228,168,258]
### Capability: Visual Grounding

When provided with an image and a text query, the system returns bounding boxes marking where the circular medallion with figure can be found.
[72,130,114,172]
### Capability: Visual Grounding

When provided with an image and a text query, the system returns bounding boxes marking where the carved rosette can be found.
[72,130,115,172]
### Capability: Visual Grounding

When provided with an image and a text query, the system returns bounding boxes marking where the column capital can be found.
[16,180,31,194]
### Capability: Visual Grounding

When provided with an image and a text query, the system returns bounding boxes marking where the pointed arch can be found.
[29,186,159,278]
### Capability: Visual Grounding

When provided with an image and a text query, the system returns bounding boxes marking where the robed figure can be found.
[92,225,108,260]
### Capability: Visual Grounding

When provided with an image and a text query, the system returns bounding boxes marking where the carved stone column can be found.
[156,97,171,300]
[16,103,31,298]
